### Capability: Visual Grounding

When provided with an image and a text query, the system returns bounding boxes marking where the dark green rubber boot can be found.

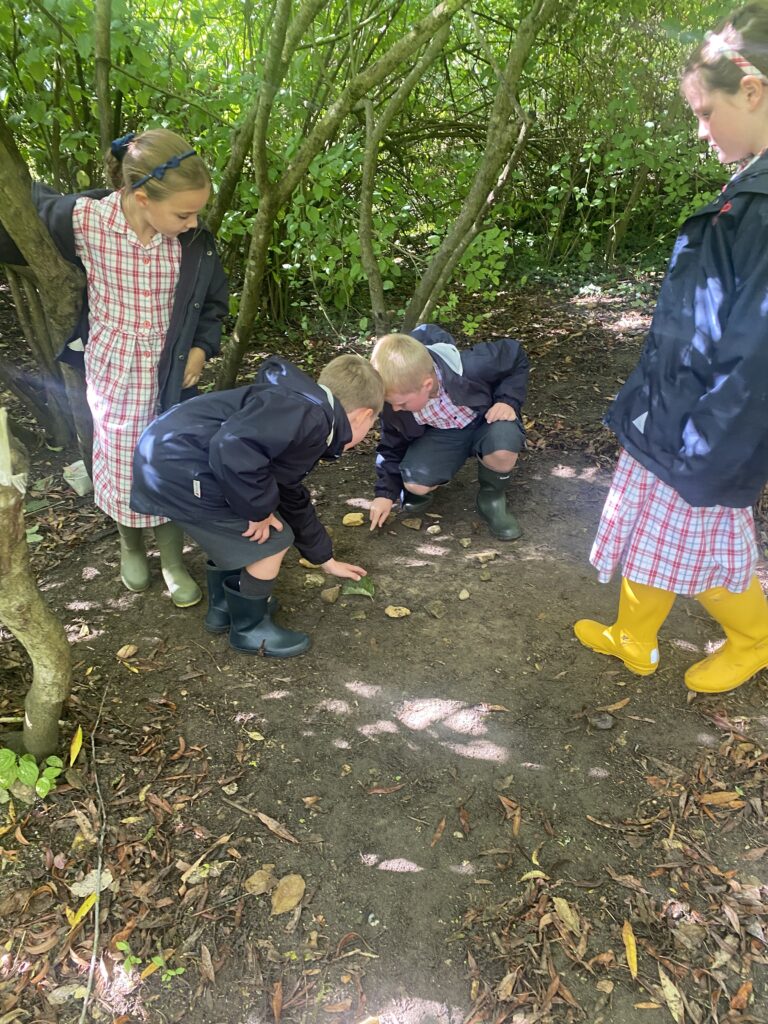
[223,579,310,657]
[204,561,278,633]
[476,462,521,541]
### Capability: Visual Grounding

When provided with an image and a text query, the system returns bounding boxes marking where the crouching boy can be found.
[369,324,529,540]
[131,354,384,657]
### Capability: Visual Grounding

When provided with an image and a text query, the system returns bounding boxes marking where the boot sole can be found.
[121,576,151,593]
[686,661,768,693]
[229,641,310,658]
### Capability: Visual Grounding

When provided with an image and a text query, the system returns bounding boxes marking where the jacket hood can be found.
[256,357,352,457]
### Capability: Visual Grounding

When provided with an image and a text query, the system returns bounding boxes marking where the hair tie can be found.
[705,30,766,78]
[130,149,197,190]
[110,132,136,160]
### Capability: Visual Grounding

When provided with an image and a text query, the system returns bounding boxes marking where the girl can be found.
[575,3,768,695]
[60,129,228,604]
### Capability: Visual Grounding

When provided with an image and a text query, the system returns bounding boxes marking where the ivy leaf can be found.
[16,755,39,788]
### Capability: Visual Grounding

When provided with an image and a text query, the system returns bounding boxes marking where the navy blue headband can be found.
[130,150,198,190]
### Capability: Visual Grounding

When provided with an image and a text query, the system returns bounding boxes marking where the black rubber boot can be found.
[204,562,278,633]
[476,462,521,541]
[401,490,434,514]
[223,578,310,657]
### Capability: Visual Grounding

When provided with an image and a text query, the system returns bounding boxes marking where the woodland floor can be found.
[1,276,768,1024]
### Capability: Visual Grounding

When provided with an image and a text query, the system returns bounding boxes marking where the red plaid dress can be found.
[591,450,759,594]
[414,367,475,429]
[73,192,181,527]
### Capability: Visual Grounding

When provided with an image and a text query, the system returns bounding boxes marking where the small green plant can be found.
[151,953,186,984]
[115,940,142,973]
[0,749,64,801]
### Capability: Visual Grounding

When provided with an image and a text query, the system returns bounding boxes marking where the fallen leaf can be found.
[256,811,299,844]
[459,805,471,834]
[730,979,753,1011]
[596,697,630,712]
[622,919,638,979]
[69,725,83,767]
[366,783,405,796]
[302,796,321,807]
[243,869,278,896]
[272,980,283,1024]
[698,791,744,805]
[431,817,446,847]
[553,897,581,936]
[657,965,684,1023]
[342,512,365,527]
[742,845,768,861]
[116,644,138,660]
[323,999,353,1013]
[341,577,375,599]
[200,943,215,984]
[271,873,306,916]
[596,980,614,994]
[70,868,113,898]
[65,891,98,929]
[384,605,410,618]
[519,870,548,882]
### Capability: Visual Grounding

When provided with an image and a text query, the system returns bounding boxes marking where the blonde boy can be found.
[369,324,529,539]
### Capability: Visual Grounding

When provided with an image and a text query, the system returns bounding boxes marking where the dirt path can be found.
[2,283,768,1024]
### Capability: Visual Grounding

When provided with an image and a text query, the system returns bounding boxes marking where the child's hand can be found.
[369,497,394,530]
[485,402,517,423]
[321,558,367,581]
[242,514,283,543]
[182,346,207,388]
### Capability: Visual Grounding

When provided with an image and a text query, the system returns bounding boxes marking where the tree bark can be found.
[216,0,470,389]
[94,0,112,157]
[0,410,71,758]
[402,0,561,329]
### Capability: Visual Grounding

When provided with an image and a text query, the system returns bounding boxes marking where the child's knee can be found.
[403,481,437,495]
[481,450,519,473]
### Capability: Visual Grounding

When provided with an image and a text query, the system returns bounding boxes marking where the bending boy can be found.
[131,354,383,657]
[369,324,529,540]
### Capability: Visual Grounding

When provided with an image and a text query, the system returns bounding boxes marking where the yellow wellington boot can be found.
[574,577,676,676]
[685,577,768,694]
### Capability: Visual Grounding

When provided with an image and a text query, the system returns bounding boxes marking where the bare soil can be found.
[2,280,768,1024]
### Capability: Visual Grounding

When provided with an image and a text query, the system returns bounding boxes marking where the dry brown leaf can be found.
[256,811,299,844]
[459,806,471,834]
[116,644,138,660]
[730,979,753,1011]
[553,896,581,936]
[622,920,638,979]
[271,873,306,916]
[742,845,768,861]
[431,817,446,847]
[596,697,630,712]
[698,790,743,805]
[657,965,684,1023]
[243,869,278,895]
[322,999,353,1013]
[199,943,215,984]
[272,979,283,1024]
[366,783,406,796]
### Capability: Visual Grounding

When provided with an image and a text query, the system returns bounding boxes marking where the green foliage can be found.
[0,749,64,801]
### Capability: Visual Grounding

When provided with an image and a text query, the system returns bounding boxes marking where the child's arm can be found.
[465,338,530,415]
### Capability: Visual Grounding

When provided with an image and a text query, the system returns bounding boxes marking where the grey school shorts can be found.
[177,512,294,570]
[401,418,525,488]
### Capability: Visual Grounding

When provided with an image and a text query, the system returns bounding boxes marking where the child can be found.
[368,324,529,540]
[575,3,768,695]
[130,353,384,657]
[28,129,228,605]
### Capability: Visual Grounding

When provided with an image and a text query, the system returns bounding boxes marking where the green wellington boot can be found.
[116,524,150,592]
[401,490,434,514]
[476,462,521,541]
[153,522,202,608]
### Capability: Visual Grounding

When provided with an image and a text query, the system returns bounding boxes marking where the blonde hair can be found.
[318,354,384,414]
[370,333,435,394]
[105,129,210,199]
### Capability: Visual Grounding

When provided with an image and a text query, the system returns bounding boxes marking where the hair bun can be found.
[110,132,136,160]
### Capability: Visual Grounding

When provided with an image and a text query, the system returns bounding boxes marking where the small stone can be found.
[342,512,365,527]
[479,568,492,582]
[303,573,326,588]
[587,712,615,731]
[425,600,447,619]
[458,589,470,601]
[321,586,341,604]
[426,524,442,535]
[351,610,367,621]
[458,538,471,548]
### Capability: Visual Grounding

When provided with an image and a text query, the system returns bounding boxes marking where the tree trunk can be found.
[216,0,470,388]
[94,0,113,156]
[402,0,561,329]
[0,410,71,758]
[359,25,449,336]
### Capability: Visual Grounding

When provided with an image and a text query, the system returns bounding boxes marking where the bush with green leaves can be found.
[0,748,64,801]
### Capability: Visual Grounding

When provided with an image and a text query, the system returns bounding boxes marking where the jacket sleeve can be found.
[374,412,410,500]
[276,481,333,564]
[672,196,768,495]
[465,338,530,415]
[192,246,228,360]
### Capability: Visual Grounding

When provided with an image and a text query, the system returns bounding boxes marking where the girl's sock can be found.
[239,569,275,599]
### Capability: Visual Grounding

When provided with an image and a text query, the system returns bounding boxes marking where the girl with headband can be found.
[58,129,228,604]
[574,4,768,695]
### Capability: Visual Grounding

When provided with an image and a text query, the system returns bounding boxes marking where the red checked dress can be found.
[73,191,181,527]
[590,450,759,595]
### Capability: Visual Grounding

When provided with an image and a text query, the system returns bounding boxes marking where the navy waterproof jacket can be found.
[0,183,228,412]
[131,358,352,565]
[375,323,529,500]
[605,154,768,508]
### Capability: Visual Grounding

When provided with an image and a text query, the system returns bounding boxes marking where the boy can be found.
[131,354,384,657]
[369,324,529,540]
